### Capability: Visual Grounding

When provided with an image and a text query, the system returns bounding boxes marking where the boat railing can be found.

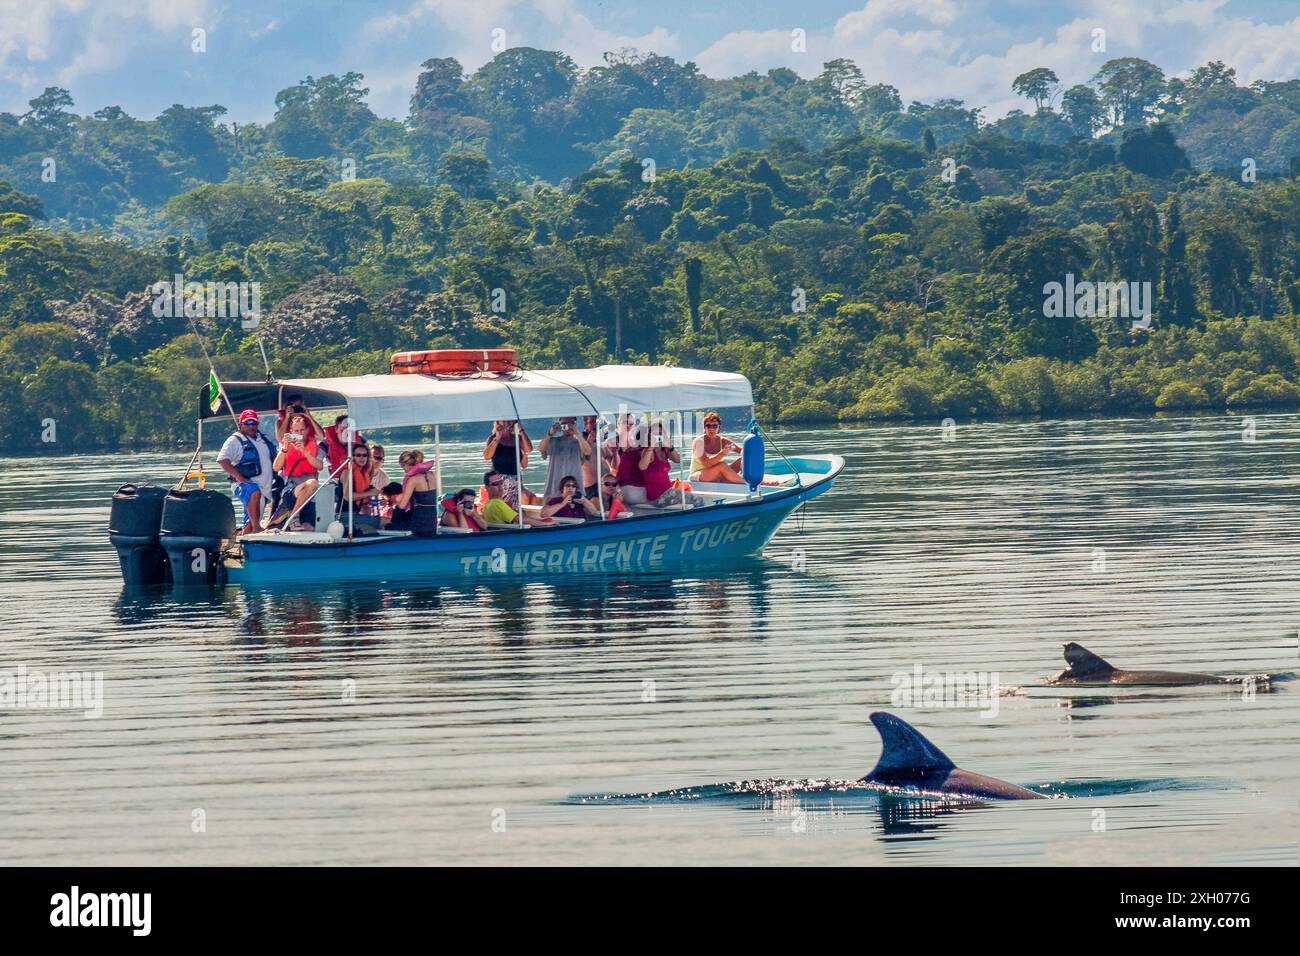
[252,444,825,542]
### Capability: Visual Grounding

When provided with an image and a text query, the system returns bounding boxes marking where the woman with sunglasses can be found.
[541,475,601,520]
[338,442,378,522]
[482,419,534,508]
[440,488,486,532]
[690,410,744,483]
[368,445,391,523]
[597,476,630,520]
[368,444,389,485]
[637,419,680,504]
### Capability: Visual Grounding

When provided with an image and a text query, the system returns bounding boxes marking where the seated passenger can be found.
[441,488,487,532]
[368,444,390,489]
[598,414,633,488]
[338,442,378,521]
[268,412,322,530]
[616,422,647,504]
[377,481,402,528]
[275,397,326,513]
[325,414,366,515]
[482,470,551,526]
[690,410,745,483]
[391,450,439,535]
[597,476,630,520]
[541,475,601,520]
[638,420,681,505]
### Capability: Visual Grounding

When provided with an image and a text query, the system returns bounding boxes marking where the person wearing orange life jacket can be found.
[440,488,487,532]
[338,443,379,523]
[597,475,630,520]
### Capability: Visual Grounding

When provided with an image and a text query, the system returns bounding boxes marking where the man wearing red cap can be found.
[217,409,277,535]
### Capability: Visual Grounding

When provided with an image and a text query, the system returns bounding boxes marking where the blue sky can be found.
[2,0,1297,123]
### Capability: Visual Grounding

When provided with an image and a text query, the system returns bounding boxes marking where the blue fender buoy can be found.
[741,420,765,492]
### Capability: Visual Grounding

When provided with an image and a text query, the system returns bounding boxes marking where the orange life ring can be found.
[390,348,518,376]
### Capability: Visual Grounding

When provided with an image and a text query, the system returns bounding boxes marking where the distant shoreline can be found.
[5,404,1294,458]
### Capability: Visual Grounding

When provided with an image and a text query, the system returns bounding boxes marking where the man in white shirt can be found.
[217,409,276,535]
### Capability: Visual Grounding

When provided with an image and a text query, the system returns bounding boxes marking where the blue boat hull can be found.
[227,455,842,586]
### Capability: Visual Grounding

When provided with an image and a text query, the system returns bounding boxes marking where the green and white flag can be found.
[208,369,222,414]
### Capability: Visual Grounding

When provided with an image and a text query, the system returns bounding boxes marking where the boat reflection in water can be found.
[113,557,783,649]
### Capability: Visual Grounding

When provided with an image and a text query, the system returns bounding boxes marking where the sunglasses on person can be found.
[704,423,719,429]
[602,480,619,489]
[372,453,384,461]
[352,451,369,459]
[488,480,503,488]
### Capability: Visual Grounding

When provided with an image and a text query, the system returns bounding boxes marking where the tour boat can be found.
[108,361,844,587]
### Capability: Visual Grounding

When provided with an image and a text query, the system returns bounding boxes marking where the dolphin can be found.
[862,711,1045,800]
[1048,642,1259,687]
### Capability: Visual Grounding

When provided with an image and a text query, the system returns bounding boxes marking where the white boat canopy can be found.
[272,365,754,430]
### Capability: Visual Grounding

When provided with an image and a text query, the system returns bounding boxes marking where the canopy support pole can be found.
[678,411,687,512]
[347,424,354,540]
[434,426,443,499]
[514,422,524,529]
[594,419,605,520]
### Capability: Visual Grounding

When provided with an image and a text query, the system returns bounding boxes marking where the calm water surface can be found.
[1,415,1297,865]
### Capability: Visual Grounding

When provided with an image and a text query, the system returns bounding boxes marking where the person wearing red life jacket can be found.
[268,412,322,530]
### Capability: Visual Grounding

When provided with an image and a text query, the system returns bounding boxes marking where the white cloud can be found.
[354,0,682,118]
[1,0,1296,124]
[0,0,218,111]
[696,0,1300,119]
[358,0,679,68]
[836,0,961,40]
[249,19,280,39]
[691,29,806,77]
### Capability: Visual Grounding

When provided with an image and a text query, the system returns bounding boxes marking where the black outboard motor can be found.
[159,488,235,587]
[109,483,170,586]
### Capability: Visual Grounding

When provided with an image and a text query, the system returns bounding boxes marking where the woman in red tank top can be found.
[637,421,680,503]
[616,428,646,503]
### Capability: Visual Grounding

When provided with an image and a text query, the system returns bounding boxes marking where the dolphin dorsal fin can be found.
[1062,642,1115,676]
[867,712,956,774]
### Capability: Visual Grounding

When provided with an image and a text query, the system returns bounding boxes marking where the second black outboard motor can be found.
[108,483,170,586]
[159,488,235,587]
